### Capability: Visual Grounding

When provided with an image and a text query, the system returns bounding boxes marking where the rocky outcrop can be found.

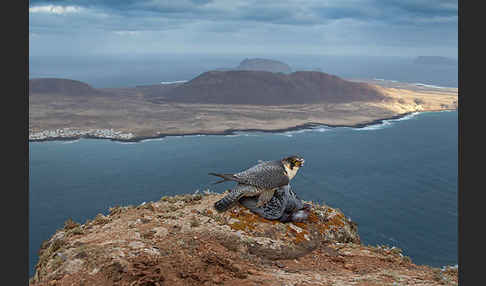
[30,192,458,286]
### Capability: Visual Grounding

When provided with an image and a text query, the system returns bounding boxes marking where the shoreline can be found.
[29,108,456,143]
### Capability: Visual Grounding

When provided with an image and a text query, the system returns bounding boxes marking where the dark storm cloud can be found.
[29,0,212,15]
[379,0,457,17]
[29,0,457,26]
[29,0,458,57]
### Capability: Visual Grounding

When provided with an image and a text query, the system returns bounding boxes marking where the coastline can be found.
[29,108,456,144]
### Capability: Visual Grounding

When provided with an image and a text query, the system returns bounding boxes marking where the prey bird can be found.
[210,155,305,212]
[238,184,312,223]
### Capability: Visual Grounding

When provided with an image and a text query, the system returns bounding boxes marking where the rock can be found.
[152,227,169,238]
[30,192,458,286]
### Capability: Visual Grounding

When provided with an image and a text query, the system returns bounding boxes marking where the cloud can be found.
[28,0,458,58]
[28,0,458,26]
[113,30,140,36]
[29,5,84,14]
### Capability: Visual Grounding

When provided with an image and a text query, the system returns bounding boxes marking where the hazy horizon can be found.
[30,1,457,88]
[29,53,458,89]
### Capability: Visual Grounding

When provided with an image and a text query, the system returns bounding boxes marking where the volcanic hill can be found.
[29,78,104,97]
[155,70,388,105]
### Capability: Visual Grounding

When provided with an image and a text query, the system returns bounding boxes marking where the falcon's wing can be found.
[234,160,289,189]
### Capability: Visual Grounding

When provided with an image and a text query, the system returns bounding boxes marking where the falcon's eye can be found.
[293,159,304,167]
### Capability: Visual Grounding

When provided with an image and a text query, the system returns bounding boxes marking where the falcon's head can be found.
[282,155,305,170]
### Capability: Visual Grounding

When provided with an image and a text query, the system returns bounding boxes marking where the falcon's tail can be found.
[213,184,248,212]
[208,173,237,185]
[214,195,236,212]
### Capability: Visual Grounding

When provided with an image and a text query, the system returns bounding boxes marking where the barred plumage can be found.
[210,155,305,211]
[239,184,311,222]
[213,184,262,212]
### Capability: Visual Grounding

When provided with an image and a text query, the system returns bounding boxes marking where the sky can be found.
[29,0,458,59]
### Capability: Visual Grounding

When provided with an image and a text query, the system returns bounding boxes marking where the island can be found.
[413,56,457,66]
[215,58,292,73]
[29,68,458,142]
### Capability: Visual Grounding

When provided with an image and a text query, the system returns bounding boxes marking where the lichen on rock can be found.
[30,192,457,286]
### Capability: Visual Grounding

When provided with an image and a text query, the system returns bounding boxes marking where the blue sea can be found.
[29,54,458,88]
[29,110,458,277]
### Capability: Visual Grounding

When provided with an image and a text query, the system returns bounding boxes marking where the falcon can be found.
[210,155,305,212]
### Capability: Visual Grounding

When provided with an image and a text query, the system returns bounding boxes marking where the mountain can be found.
[214,58,292,73]
[29,78,102,96]
[413,56,457,65]
[158,70,388,105]
[236,58,292,73]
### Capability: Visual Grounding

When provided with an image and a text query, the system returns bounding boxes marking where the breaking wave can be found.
[352,112,420,131]
[61,139,81,144]
[413,82,450,89]
[160,80,188,85]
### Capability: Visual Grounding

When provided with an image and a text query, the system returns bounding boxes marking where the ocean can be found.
[28,110,458,277]
[29,54,458,88]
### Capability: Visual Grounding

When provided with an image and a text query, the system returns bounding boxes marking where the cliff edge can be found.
[30,192,458,286]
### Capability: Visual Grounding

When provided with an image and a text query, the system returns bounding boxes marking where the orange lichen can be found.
[227,209,277,232]
[225,207,349,245]
[229,221,253,232]
[327,212,345,228]
[306,211,321,224]
[300,210,347,237]
[285,225,310,244]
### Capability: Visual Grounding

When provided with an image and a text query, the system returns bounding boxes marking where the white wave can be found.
[164,134,207,140]
[393,112,420,121]
[311,126,332,132]
[438,109,455,113]
[223,125,333,138]
[353,112,421,131]
[61,139,81,144]
[353,120,393,131]
[225,132,260,137]
[140,138,164,143]
[281,130,308,136]
[160,80,188,85]
[413,82,449,89]
[279,126,331,136]
[115,141,137,144]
